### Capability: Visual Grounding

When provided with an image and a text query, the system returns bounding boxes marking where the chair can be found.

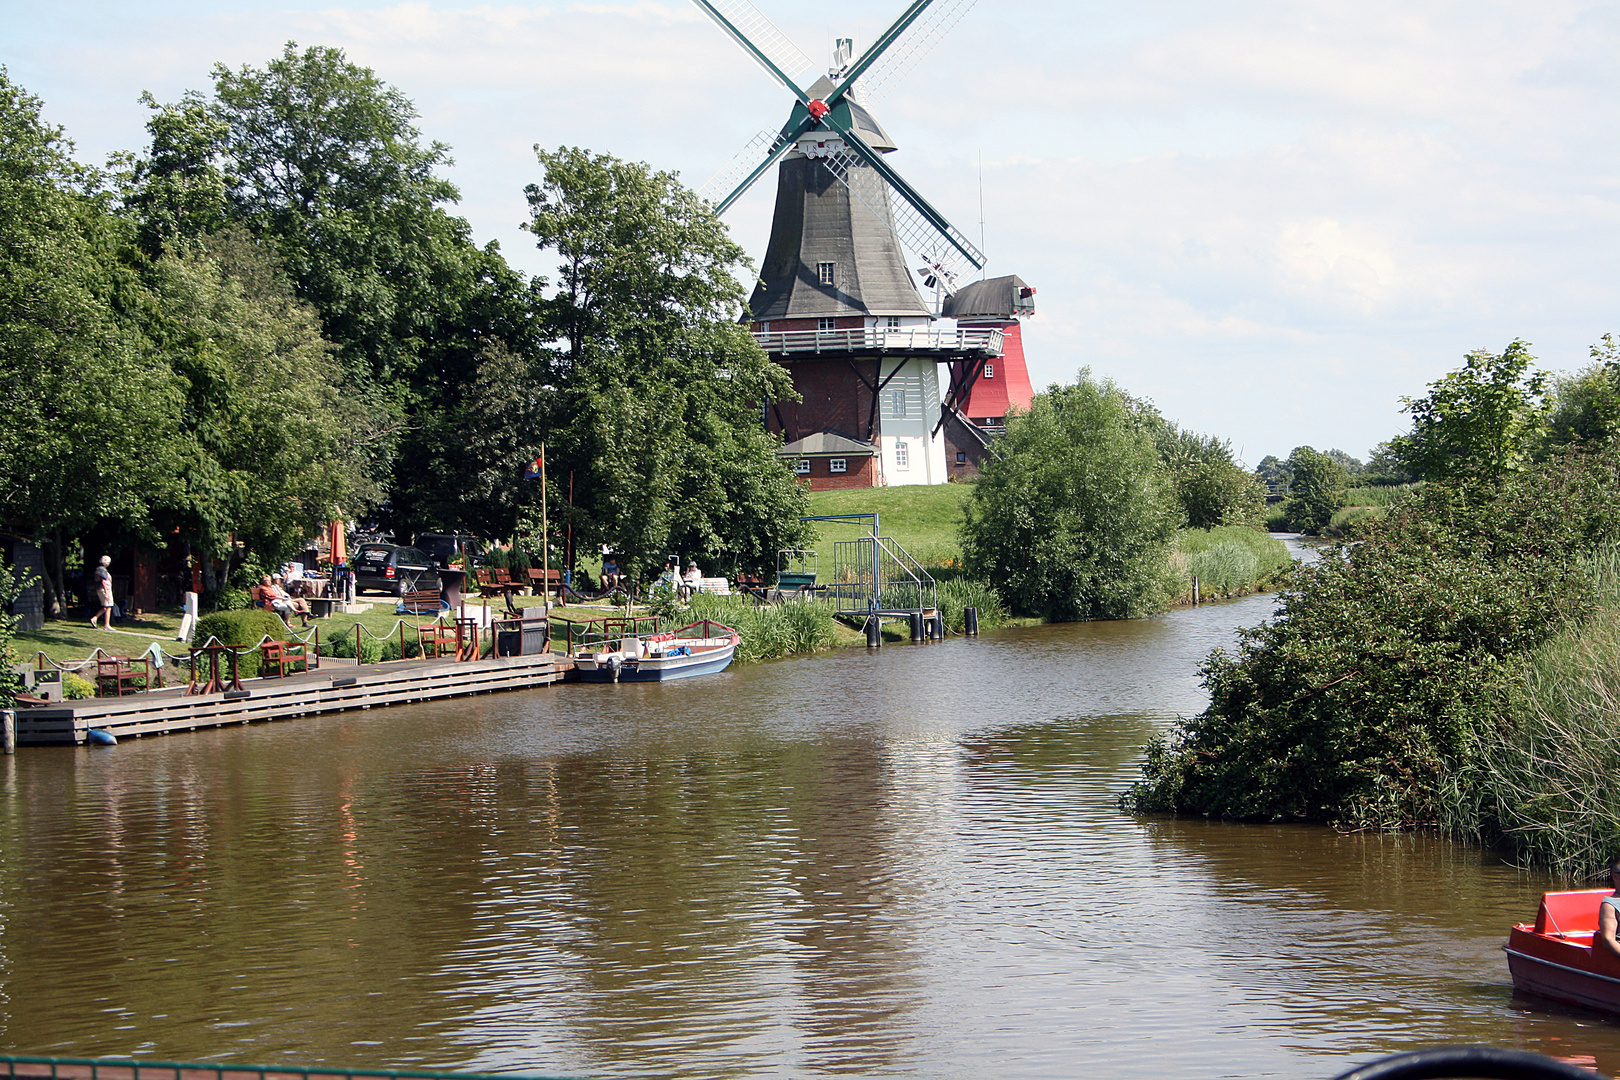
[96,657,151,696]
[259,640,309,678]
[417,622,456,660]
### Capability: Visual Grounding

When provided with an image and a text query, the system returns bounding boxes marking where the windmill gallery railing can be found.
[752,326,1003,358]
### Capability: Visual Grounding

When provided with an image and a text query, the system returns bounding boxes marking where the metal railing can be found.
[752,326,1002,357]
[828,535,937,616]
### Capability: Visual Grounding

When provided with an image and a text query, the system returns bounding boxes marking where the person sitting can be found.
[601,555,623,592]
[1597,856,1620,960]
[260,574,310,627]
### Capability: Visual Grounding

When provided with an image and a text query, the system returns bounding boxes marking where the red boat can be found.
[1505,888,1620,1013]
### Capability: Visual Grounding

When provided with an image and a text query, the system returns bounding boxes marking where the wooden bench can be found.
[474,568,505,598]
[398,588,446,616]
[259,640,311,678]
[96,656,154,696]
[528,568,565,600]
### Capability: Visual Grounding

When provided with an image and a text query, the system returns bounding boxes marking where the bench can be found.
[398,588,446,616]
[260,640,311,678]
[528,568,565,600]
[1535,889,1610,937]
[417,622,456,660]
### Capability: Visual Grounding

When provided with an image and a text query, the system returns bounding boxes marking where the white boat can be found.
[573,619,740,683]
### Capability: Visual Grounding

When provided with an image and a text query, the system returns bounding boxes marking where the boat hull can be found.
[574,642,736,683]
[1506,927,1620,1015]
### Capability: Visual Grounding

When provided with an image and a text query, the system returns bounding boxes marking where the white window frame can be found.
[895,442,910,469]
[817,262,836,286]
[889,388,906,416]
[829,458,847,474]
[983,363,994,378]
[885,315,900,329]
[794,459,811,474]
[818,317,836,332]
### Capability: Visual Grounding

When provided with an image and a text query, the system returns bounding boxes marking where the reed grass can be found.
[1450,544,1620,876]
[935,577,1009,633]
[1344,483,1421,507]
[1169,526,1290,601]
[684,592,840,663]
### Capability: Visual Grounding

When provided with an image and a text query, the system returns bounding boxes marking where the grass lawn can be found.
[802,484,972,572]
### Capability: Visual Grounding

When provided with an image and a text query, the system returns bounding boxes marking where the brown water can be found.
[4,571,1620,1079]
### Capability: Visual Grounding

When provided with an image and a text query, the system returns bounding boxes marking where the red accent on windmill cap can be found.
[807,99,830,120]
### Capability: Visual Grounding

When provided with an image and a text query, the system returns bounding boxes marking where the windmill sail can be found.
[851,0,980,104]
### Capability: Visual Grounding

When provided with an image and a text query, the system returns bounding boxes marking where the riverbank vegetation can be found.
[1168,526,1291,601]
[1129,340,1620,874]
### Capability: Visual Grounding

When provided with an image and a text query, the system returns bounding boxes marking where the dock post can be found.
[909,611,923,642]
[865,616,882,648]
[932,613,945,640]
[964,607,979,636]
[2,709,14,755]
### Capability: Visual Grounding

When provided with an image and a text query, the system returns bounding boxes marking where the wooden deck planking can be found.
[15,654,572,745]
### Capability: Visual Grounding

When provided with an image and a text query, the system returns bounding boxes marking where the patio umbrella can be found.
[329,520,347,565]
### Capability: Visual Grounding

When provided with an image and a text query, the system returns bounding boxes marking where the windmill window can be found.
[829,458,847,474]
[895,442,910,469]
[984,364,994,379]
[886,316,900,329]
[817,262,836,286]
[890,389,906,416]
[956,451,967,464]
[818,317,837,332]
[794,459,811,474]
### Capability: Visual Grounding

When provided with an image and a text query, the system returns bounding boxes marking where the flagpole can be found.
[540,441,549,617]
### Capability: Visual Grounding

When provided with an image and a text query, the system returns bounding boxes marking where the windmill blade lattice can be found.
[853,0,979,104]
[817,146,984,283]
[698,128,792,206]
[693,0,817,93]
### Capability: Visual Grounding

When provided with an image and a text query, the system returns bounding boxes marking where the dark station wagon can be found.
[352,543,440,596]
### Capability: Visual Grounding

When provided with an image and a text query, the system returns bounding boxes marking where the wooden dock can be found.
[14,652,574,746]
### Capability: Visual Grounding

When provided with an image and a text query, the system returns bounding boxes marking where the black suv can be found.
[352,544,440,596]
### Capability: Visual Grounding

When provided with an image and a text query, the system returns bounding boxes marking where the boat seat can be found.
[1535,889,1611,936]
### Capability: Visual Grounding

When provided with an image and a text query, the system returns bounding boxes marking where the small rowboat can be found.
[1505,888,1620,1013]
[573,619,740,683]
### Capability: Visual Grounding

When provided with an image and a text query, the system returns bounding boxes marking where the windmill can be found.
[690,0,1022,488]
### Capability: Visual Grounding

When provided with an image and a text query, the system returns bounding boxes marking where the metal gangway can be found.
[802,513,936,618]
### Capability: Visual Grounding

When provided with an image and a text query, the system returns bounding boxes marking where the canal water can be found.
[4,563,1620,1079]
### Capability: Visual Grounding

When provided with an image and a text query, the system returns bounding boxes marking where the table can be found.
[188,643,243,695]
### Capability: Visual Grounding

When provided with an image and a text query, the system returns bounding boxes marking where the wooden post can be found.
[355,622,364,665]
[2,710,14,755]
[539,441,549,617]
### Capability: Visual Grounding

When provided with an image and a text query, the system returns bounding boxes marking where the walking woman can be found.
[92,555,114,629]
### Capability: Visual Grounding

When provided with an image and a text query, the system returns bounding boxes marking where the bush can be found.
[62,671,95,699]
[325,627,384,663]
[1126,445,1620,830]
[192,608,291,679]
[212,587,252,612]
[961,371,1180,621]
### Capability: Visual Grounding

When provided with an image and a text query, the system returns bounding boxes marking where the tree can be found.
[961,371,1180,621]
[497,147,807,577]
[1254,455,1292,496]
[1544,335,1620,450]
[1392,341,1549,484]
[1278,446,1347,534]
[1324,448,1363,476]
[0,69,185,609]
[1152,421,1265,529]
[1363,441,1416,486]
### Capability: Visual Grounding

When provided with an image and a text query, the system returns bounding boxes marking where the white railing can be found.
[752,326,1004,357]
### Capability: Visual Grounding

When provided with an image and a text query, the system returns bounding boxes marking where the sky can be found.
[8,0,1620,465]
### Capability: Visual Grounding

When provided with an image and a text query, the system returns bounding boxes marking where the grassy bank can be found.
[1168,526,1290,602]
[803,485,971,570]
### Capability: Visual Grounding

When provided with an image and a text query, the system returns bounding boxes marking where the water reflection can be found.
[1,569,1616,1079]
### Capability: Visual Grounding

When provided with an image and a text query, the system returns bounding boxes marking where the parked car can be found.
[352,544,440,596]
[415,532,486,570]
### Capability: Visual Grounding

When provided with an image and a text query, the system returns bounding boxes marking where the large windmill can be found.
[691,0,1031,488]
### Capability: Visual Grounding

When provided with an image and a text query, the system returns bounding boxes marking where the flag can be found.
[523,453,544,480]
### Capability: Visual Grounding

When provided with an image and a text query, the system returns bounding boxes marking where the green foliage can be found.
[61,671,95,699]
[1444,544,1620,875]
[1278,446,1348,534]
[683,592,839,663]
[324,627,383,663]
[1153,422,1265,529]
[1392,340,1550,484]
[0,559,27,709]
[1127,445,1620,830]
[1254,455,1291,495]
[1324,449,1363,475]
[1363,441,1417,485]
[212,587,251,612]
[1545,338,1620,450]
[191,607,290,678]
[962,370,1180,622]
[1171,526,1291,599]
[460,146,809,580]
[1343,484,1420,508]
